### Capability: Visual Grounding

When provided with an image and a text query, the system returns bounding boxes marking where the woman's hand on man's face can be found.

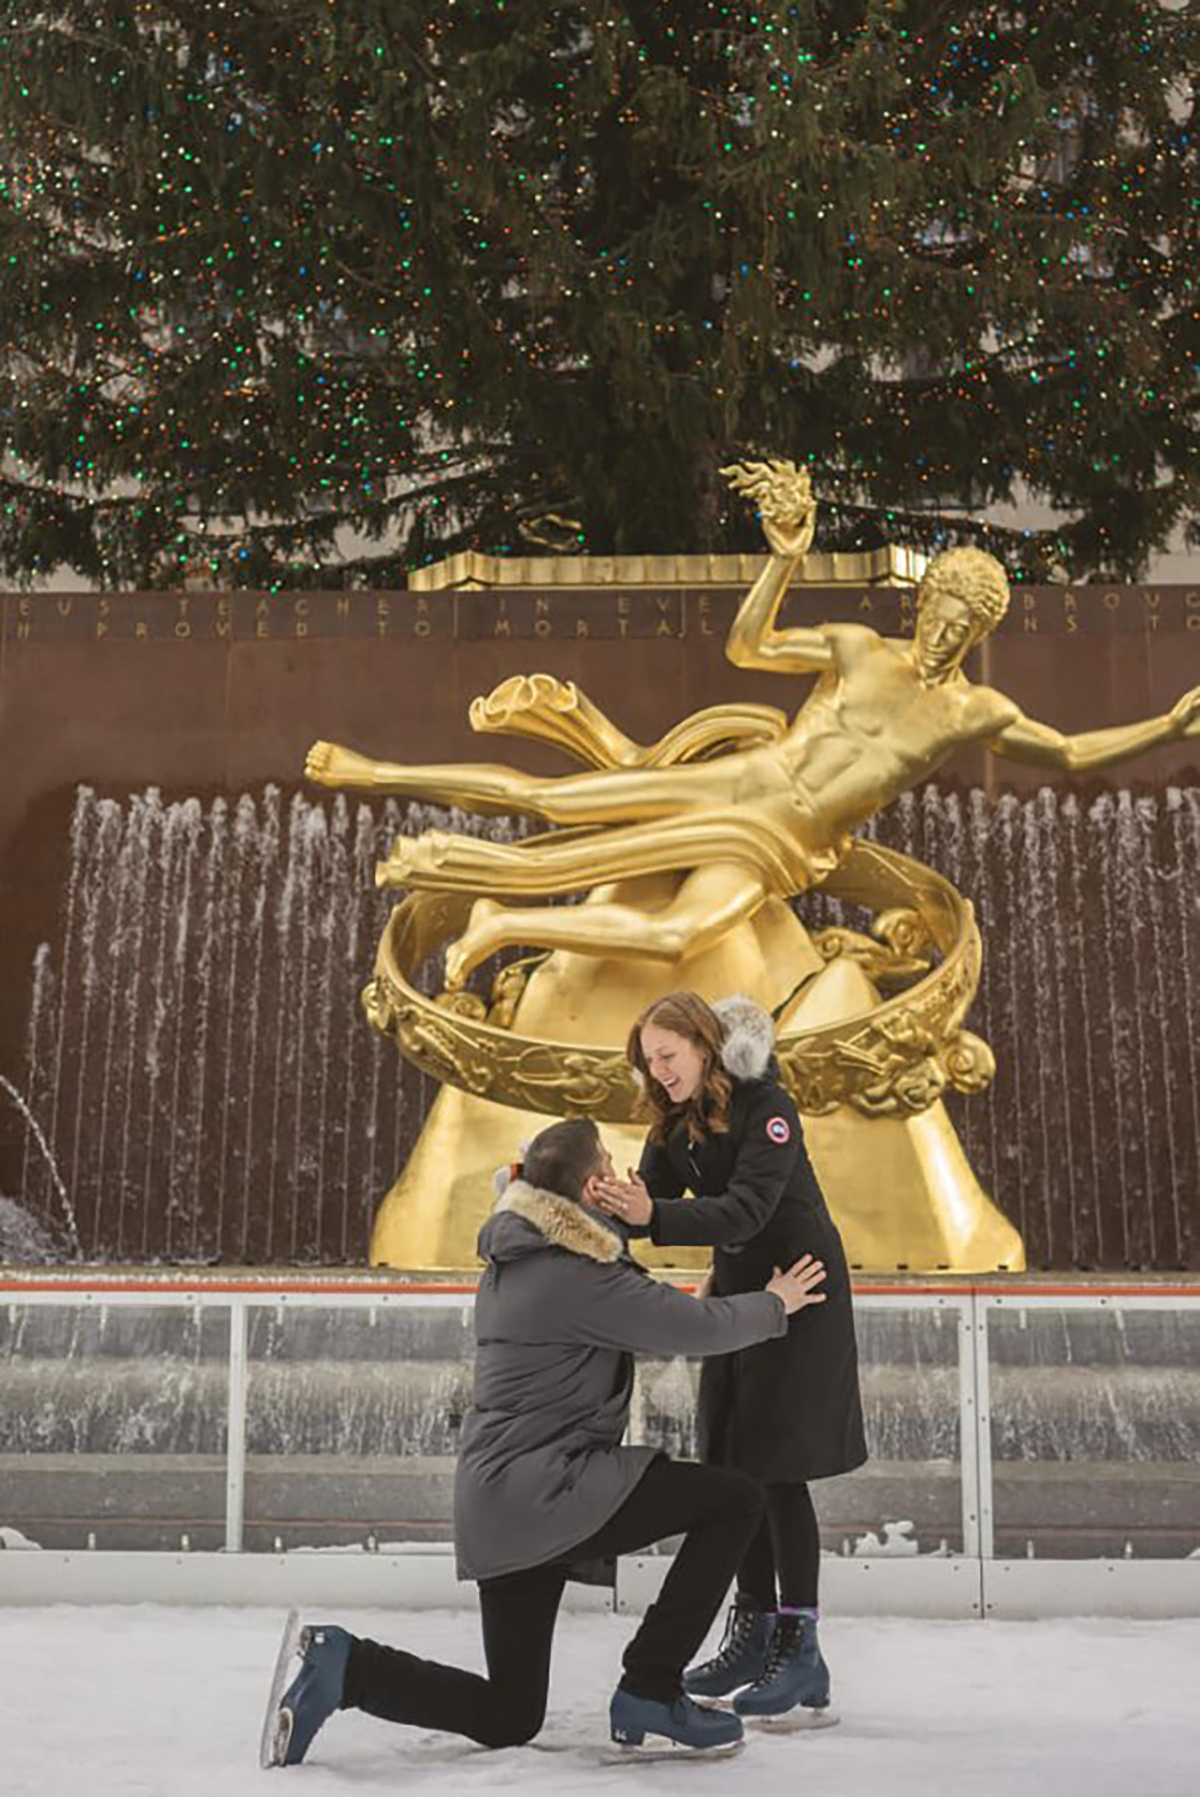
[593,1171,653,1227]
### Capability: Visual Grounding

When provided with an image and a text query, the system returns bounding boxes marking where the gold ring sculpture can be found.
[364,838,995,1123]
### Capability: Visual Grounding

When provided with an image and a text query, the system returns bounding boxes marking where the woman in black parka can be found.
[596,989,867,1727]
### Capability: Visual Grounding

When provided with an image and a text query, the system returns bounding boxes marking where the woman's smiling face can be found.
[640,1022,707,1104]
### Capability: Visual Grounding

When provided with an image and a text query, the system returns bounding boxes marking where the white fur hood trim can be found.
[713,993,776,1081]
[492,1179,623,1265]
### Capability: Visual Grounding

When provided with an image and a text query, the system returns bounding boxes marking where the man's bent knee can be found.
[478,1703,545,1749]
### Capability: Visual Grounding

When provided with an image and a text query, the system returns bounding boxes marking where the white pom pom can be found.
[713,993,775,1081]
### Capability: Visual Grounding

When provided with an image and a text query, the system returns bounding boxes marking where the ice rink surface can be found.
[2,1604,1196,1797]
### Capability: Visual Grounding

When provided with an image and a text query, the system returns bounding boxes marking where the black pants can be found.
[735,1481,821,1610]
[341,1456,763,1748]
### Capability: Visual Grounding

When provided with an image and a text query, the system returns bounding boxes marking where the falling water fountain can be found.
[11,779,1200,1270]
[0,1073,80,1261]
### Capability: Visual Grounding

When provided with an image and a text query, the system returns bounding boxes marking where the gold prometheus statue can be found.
[307,462,1200,1272]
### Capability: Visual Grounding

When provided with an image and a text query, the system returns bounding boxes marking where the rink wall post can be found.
[968,1295,995,1564]
[224,1300,249,1554]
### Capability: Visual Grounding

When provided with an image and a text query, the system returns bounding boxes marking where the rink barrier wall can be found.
[2,1275,1198,1619]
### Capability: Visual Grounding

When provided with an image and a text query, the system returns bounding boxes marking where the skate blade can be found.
[604,1736,744,1764]
[258,1608,302,1769]
[754,1706,840,1734]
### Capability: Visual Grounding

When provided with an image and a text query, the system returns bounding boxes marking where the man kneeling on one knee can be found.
[264,1116,826,1763]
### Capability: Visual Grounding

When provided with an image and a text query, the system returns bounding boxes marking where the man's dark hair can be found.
[522,1118,603,1202]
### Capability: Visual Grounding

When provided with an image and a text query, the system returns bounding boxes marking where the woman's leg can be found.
[735,1514,779,1610]
[340,1563,567,1748]
[734,1481,820,1609]
[764,1481,822,1610]
[731,1483,833,1721]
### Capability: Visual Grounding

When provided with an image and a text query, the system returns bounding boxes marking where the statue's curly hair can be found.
[917,547,1010,637]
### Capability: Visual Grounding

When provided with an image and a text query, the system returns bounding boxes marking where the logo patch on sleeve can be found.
[766,1116,791,1145]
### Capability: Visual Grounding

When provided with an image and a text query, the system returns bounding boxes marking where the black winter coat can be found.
[638,1076,868,1484]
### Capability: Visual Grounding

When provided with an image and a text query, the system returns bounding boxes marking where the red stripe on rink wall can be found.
[2,1275,1198,1299]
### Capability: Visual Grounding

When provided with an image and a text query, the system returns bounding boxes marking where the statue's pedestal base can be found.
[370,1085,706,1271]
[368,1083,1024,1274]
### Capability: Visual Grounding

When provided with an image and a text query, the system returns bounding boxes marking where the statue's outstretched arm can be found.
[989,685,1200,773]
[725,549,835,674]
[722,459,834,674]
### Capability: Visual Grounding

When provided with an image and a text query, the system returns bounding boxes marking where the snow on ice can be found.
[0,1605,1196,1797]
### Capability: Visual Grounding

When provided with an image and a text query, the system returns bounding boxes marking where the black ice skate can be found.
[610,1688,744,1757]
[733,1610,839,1730]
[683,1596,775,1699]
[259,1614,353,1768]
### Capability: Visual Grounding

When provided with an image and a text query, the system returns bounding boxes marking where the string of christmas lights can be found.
[0,1,1194,589]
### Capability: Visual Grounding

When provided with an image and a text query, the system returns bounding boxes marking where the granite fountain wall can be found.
[2,582,1198,1269]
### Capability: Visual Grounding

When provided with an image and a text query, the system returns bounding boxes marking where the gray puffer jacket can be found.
[453,1178,787,1581]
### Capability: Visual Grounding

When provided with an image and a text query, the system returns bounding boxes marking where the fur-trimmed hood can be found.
[480,1178,623,1267]
[713,993,776,1082]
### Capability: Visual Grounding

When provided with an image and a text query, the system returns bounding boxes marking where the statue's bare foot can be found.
[305,740,379,788]
[444,898,505,989]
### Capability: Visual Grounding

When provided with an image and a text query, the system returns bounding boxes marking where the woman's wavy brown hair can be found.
[627,991,733,1144]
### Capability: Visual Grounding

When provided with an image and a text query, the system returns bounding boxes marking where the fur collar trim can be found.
[494,1179,623,1264]
[714,993,776,1081]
